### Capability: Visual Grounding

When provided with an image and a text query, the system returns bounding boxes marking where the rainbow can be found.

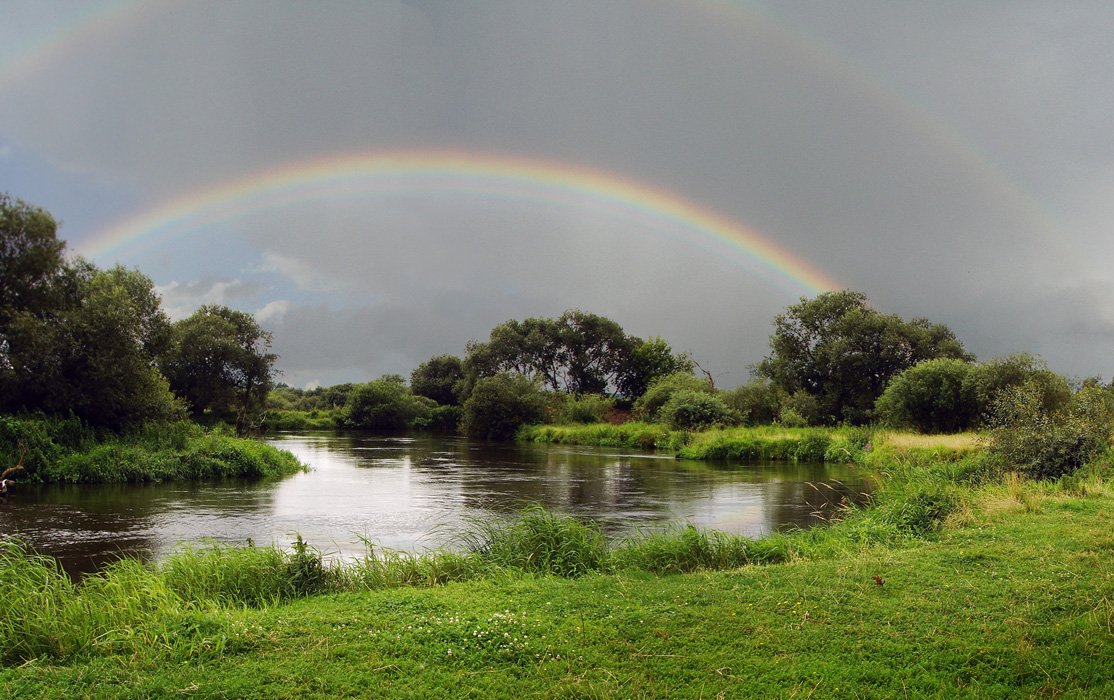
[76,150,843,294]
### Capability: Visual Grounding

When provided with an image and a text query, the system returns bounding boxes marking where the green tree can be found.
[756,291,972,424]
[0,193,66,324]
[722,378,785,426]
[461,373,548,439]
[874,358,978,433]
[617,336,693,400]
[2,262,182,429]
[410,354,465,406]
[162,305,277,430]
[462,310,637,398]
[658,390,740,430]
[963,353,1070,423]
[343,379,428,431]
[632,371,711,421]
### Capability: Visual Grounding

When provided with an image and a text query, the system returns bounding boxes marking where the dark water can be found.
[1,433,871,578]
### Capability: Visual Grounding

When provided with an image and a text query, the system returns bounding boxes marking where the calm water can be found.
[1,433,871,577]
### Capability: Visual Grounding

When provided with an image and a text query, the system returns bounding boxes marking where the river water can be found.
[1,433,871,577]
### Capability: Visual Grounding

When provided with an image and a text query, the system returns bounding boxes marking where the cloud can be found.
[4,2,1114,381]
[155,278,262,320]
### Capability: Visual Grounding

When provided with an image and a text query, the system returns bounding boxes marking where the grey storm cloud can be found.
[1,0,1112,384]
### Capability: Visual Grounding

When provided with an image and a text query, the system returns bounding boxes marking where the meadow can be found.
[2,429,1111,697]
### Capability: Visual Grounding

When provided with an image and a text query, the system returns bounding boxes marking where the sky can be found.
[2,0,1112,389]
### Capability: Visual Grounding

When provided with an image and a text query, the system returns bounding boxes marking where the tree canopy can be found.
[462,310,687,401]
[756,291,973,424]
[162,305,277,430]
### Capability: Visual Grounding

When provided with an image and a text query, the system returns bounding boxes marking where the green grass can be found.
[262,409,343,431]
[0,415,305,483]
[2,472,1111,697]
[2,433,1112,696]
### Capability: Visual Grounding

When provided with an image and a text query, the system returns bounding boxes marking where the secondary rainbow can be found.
[78,150,842,294]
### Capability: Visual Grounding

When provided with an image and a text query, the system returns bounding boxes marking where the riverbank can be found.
[0,416,305,484]
[2,451,1111,697]
[518,422,985,462]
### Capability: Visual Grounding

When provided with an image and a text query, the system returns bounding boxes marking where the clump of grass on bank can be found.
[0,415,304,484]
[262,409,342,431]
[518,421,681,451]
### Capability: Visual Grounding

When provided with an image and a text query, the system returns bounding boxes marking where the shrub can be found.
[964,354,1071,425]
[989,383,1113,480]
[632,372,711,421]
[342,379,429,431]
[658,390,740,430]
[722,379,784,425]
[461,373,548,439]
[551,393,614,424]
[875,358,978,433]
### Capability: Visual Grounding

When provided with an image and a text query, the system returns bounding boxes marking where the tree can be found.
[0,193,66,325]
[461,373,548,439]
[963,353,1070,423]
[410,354,464,406]
[462,310,637,398]
[756,291,972,424]
[162,305,277,430]
[874,358,978,433]
[2,262,182,429]
[632,371,711,421]
[616,336,693,400]
[342,379,428,431]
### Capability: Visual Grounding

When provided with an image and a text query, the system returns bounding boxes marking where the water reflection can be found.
[2,433,871,578]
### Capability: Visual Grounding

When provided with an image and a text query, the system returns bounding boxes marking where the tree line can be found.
[6,192,1109,442]
[1,194,276,432]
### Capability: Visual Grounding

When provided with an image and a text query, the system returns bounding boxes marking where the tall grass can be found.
[0,415,304,483]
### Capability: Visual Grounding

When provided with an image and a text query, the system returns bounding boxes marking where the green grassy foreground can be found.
[2,443,1112,697]
[0,416,305,483]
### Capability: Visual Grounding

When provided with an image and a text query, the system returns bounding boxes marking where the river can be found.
[0,432,871,578]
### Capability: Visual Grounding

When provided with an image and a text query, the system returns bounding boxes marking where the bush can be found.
[778,391,822,427]
[964,354,1071,425]
[658,390,740,430]
[875,358,978,433]
[722,379,784,425]
[632,372,711,421]
[342,379,429,431]
[551,393,614,424]
[461,374,548,439]
[989,383,1113,480]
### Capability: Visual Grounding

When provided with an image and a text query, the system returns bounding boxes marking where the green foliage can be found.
[0,193,66,321]
[989,383,1113,480]
[614,525,788,573]
[964,353,1071,423]
[658,390,740,430]
[0,415,302,483]
[631,371,710,420]
[461,373,548,440]
[875,358,978,433]
[458,505,610,577]
[463,310,673,400]
[161,305,277,432]
[550,393,614,424]
[615,336,693,400]
[342,379,429,431]
[722,378,784,425]
[757,290,972,424]
[410,354,465,406]
[3,262,184,429]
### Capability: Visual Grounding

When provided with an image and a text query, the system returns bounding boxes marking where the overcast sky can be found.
[2,0,1112,388]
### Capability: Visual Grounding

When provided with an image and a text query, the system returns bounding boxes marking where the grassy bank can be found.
[1,454,1111,697]
[519,422,986,463]
[0,416,305,484]
[262,409,343,431]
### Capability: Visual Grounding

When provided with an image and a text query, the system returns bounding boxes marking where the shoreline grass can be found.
[2,458,1111,696]
[0,415,305,484]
